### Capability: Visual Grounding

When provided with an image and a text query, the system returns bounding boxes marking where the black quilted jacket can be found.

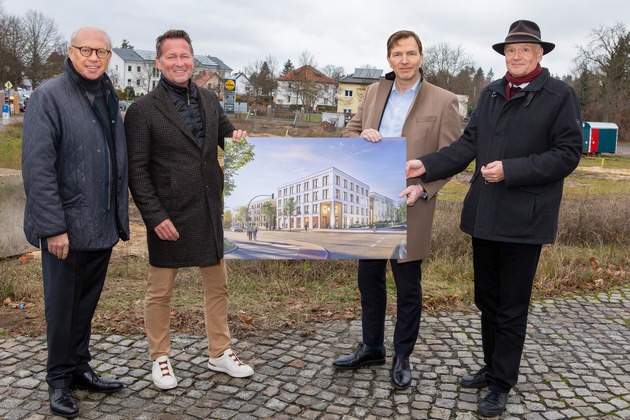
[22,58,130,249]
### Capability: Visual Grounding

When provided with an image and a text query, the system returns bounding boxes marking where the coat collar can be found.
[152,82,197,143]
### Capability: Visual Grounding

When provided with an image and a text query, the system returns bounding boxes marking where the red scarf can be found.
[505,63,542,99]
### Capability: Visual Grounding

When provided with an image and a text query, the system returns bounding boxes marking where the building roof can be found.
[134,49,156,61]
[193,70,221,87]
[112,48,145,62]
[277,65,337,84]
[340,68,383,84]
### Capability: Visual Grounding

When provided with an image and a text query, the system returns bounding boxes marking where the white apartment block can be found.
[276,167,370,230]
[369,192,397,224]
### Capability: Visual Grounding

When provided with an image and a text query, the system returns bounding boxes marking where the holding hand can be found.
[232,130,248,143]
[360,128,382,142]
[398,184,425,207]
[405,159,426,178]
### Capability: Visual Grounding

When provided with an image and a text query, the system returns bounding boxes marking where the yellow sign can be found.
[4,81,12,90]
[224,79,236,91]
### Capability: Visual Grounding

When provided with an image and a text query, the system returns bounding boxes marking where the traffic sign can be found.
[4,81,12,90]
[224,79,236,91]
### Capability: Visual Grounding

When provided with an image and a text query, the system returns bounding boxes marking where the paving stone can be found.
[0,287,629,418]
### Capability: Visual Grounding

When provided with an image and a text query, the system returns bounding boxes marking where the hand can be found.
[360,128,382,142]
[232,130,248,143]
[398,184,424,206]
[405,159,426,179]
[481,160,504,183]
[46,233,70,260]
[154,219,180,241]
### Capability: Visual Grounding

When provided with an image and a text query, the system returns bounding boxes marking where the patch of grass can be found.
[1,126,629,338]
[0,124,23,170]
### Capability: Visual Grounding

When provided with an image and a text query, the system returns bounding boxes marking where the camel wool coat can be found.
[125,82,234,268]
[343,71,462,262]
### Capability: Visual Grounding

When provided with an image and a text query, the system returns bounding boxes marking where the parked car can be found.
[230,225,243,232]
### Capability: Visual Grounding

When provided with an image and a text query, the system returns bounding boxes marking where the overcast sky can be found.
[4,0,628,78]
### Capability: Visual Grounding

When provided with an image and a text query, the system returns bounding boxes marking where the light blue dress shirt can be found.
[379,77,421,137]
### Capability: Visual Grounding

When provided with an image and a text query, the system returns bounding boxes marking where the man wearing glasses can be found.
[22,27,129,418]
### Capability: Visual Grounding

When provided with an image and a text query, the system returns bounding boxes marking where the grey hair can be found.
[70,27,112,49]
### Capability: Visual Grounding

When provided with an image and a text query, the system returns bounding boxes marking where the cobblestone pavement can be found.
[1,287,628,419]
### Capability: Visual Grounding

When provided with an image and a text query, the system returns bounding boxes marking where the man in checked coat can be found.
[125,29,253,390]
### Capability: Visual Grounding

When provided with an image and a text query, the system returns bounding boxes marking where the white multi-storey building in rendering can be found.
[276,167,370,230]
[370,192,397,224]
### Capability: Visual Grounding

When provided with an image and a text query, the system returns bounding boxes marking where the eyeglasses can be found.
[71,45,111,59]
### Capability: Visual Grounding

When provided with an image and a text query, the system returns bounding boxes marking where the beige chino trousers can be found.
[144,259,231,360]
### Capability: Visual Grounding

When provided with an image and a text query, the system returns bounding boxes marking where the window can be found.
[313,191,318,201]
[304,193,309,202]
[115,65,118,70]
[290,186,294,194]
[323,189,328,199]
[137,66,141,72]
[344,90,353,97]
[343,192,347,201]
[323,175,329,186]
[343,108,352,114]
[304,205,309,214]
[296,184,301,193]
[304,181,309,190]
[335,189,340,199]
[127,79,132,85]
[127,65,131,71]
[344,180,347,188]
[335,176,340,186]
[136,80,141,86]
[313,179,318,188]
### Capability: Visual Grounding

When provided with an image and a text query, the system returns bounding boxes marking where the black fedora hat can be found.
[492,20,555,55]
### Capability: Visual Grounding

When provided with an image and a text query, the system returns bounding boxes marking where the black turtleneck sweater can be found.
[160,76,206,149]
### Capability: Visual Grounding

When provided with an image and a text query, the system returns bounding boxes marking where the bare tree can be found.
[0,13,25,87]
[574,22,630,124]
[21,9,63,88]
[244,58,278,103]
[298,50,317,67]
[322,64,345,82]
[422,42,476,91]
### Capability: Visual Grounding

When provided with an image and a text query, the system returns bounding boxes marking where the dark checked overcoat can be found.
[125,80,234,268]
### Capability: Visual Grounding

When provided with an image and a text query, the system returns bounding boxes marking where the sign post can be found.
[224,79,236,114]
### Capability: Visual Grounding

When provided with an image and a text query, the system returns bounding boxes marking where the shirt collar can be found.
[391,77,421,94]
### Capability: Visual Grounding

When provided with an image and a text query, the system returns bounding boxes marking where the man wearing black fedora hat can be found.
[400,20,582,416]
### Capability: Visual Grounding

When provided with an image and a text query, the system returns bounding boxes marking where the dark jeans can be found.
[358,259,422,357]
[472,237,542,393]
[42,248,112,388]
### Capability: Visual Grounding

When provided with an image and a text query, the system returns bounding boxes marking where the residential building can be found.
[276,167,370,230]
[336,68,383,115]
[193,70,223,97]
[248,198,277,230]
[275,65,337,111]
[231,72,253,98]
[369,192,397,225]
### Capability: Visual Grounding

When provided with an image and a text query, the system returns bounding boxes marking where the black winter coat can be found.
[125,81,235,267]
[420,68,583,244]
[22,59,129,249]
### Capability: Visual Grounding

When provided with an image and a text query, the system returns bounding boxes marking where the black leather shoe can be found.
[71,369,124,393]
[478,390,508,417]
[460,366,489,388]
[391,355,412,389]
[49,387,78,418]
[332,343,386,370]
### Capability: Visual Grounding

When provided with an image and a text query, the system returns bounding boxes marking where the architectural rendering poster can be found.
[223,137,407,260]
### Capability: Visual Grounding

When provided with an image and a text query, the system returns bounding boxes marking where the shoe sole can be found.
[50,407,79,419]
[332,358,386,370]
[478,407,506,417]
[153,379,178,390]
[208,364,254,378]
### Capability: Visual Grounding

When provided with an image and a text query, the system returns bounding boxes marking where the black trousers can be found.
[358,258,422,357]
[472,237,542,393]
[41,248,112,388]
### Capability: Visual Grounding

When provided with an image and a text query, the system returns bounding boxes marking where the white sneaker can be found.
[152,355,178,390]
[207,349,254,378]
